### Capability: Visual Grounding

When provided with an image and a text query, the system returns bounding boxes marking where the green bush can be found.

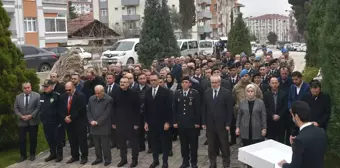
[228,13,251,56]
[302,66,319,83]
[0,1,40,149]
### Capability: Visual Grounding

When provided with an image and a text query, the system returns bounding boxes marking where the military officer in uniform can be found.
[40,80,63,162]
[173,77,201,168]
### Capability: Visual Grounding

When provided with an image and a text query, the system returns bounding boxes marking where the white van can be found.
[101,38,139,65]
[199,40,219,55]
[177,39,199,56]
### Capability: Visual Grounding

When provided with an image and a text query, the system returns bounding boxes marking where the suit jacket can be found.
[144,86,173,127]
[201,78,232,91]
[202,88,233,128]
[53,82,65,94]
[130,82,139,90]
[171,64,182,83]
[228,75,240,89]
[283,125,327,168]
[137,84,150,114]
[14,92,41,126]
[263,90,288,119]
[105,83,119,95]
[236,98,267,140]
[60,91,88,128]
[87,94,112,135]
[278,77,293,96]
[288,82,309,109]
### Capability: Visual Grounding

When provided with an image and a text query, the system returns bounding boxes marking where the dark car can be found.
[17,45,58,72]
[43,47,69,59]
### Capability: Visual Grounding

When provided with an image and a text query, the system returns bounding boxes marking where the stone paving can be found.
[8,131,245,168]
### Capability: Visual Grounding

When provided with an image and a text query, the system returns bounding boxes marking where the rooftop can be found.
[247,14,289,20]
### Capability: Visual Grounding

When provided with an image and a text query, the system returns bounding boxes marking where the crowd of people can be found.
[14,48,331,168]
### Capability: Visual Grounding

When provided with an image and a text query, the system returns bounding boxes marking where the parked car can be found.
[101,38,139,65]
[66,47,92,64]
[177,39,199,56]
[43,47,69,58]
[199,40,218,55]
[17,45,58,72]
[297,43,306,52]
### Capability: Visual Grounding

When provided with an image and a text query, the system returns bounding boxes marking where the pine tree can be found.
[228,13,251,56]
[0,1,39,148]
[68,1,78,19]
[179,0,196,38]
[319,0,340,165]
[267,32,278,45]
[305,0,326,67]
[138,0,180,67]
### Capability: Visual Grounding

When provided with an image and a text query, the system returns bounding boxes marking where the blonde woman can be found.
[236,84,267,147]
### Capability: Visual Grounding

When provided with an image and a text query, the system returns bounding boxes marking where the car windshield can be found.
[111,41,135,51]
[199,41,213,48]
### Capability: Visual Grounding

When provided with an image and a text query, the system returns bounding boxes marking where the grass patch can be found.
[0,125,49,168]
[302,66,320,83]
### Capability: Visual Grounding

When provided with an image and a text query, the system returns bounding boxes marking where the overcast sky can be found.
[238,0,292,17]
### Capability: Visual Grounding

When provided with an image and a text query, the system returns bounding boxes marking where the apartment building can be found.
[70,0,92,15]
[244,14,290,42]
[92,0,197,39]
[3,0,68,48]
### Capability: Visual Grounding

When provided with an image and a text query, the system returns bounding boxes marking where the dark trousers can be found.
[88,123,93,144]
[19,125,38,157]
[149,126,171,163]
[117,129,139,161]
[284,115,294,146]
[207,125,230,167]
[43,123,63,156]
[230,114,237,143]
[66,125,88,159]
[179,128,199,165]
[110,128,117,147]
[267,119,285,143]
[138,115,146,150]
[93,135,111,162]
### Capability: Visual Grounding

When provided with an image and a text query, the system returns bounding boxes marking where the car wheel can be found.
[39,64,51,72]
[126,58,134,65]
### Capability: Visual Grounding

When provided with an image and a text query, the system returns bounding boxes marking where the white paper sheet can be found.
[251,148,292,168]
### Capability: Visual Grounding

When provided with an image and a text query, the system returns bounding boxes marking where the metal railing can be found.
[43,0,67,4]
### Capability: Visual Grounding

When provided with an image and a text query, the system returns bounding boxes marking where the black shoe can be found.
[149,161,160,168]
[179,163,190,168]
[130,160,138,167]
[117,160,127,167]
[66,157,79,164]
[209,163,217,168]
[55,156,63,162]
[162,162,169,168]
[91,159,102,165]
[147,148,152,154]
[192,165,198,168]
[168,151,173,157]
[104,161,111,166]
[29,155,35,161]
[204,140,208,145]
[17,156,26,163]
[111,144,117,149]
[80,159,87,164]
[44,154,56,162]
[139,148,146,152]
[88,142,94,148]
[229,141,236,146]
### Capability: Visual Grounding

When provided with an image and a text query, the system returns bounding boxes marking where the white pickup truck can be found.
[67,47,92,64]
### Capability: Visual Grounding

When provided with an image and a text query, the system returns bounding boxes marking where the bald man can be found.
[61,82,88,164]
[126,73,139,90]
[87,85,113,166]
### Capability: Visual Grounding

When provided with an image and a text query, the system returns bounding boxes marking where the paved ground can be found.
[8,131,245,168]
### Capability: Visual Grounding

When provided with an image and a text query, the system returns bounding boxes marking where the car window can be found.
[49,48,58,53]
[134,43,139,52]
[181,42,188,51]
[58,47,68,53]
[21,46,39,55]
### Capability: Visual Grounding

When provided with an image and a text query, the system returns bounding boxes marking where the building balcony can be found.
[197,11,212,19]
[122,14,141,21]
[43,0,67,4]
[198,24,212,34]
[121,0,139,6]
[197,0,211,5]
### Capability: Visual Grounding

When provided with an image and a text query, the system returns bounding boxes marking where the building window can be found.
[45,17,66,33]
[24,18,37,32]
[127,7,136,15]
[122,7,125,10]
[115,7,118,10]
[100,8,108,16]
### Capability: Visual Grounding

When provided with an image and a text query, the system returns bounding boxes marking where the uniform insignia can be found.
[50,98,54,103]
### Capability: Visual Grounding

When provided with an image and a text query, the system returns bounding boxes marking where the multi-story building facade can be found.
[92,0,197,39]
[244,14,290,42]
[70,0,92,15]
[3,0,68,48]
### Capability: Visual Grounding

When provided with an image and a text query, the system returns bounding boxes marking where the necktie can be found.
[67,95,72,115]
[152,88,156,98]
[213,90,217,99]
[25,94,29,109]
[108,85,112,93]
[232,79,235,83]
[184,91,187,97]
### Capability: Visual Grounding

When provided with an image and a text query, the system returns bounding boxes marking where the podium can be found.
[238,140,292,168]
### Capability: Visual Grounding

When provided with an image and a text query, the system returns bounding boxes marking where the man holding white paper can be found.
[278,101,327,168]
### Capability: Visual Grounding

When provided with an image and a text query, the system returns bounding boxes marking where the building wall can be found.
[70,0,92,15]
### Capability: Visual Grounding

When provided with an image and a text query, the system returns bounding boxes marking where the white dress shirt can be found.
[300,122,312,131]
[213,87,220,98]
[24,93,30,106]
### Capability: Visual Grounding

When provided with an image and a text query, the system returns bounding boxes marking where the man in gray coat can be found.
[14,82,41,162]
[87,85,112,166]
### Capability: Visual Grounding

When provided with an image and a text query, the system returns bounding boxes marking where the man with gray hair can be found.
[87,85,113,166]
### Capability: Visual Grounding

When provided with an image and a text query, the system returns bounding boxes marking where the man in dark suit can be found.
[278,101,327,168]
[126,73,139,90]
[301,80,331,130]
[105,73,119,148]
[264,77,288,143]
[61,82,88,164]
[50,73,65,95]
[211,68,232,91]
[202,75,233,168]
[278,67,293,95]
[173,77,201,168]
[112,77,140,167]
[228,64,240,89]
[144,73,173,168]
[170,60,182,83]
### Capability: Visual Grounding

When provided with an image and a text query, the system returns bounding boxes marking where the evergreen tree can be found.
[267,32,278,44]
[68,1,78,20]
[305,0,326,67]
[169,6,181,30]
[179,0,196,38]
[319,0,340,165]
[138,0,179,67]
[228,13,251,56]
[0,1,39,148]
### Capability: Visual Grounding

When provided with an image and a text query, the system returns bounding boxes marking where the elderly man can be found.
[126,73,139,90]
[87,85,113,166]
[14,82,41,162]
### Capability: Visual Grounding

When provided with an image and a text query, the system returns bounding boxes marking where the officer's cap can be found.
[42,79,54,87]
